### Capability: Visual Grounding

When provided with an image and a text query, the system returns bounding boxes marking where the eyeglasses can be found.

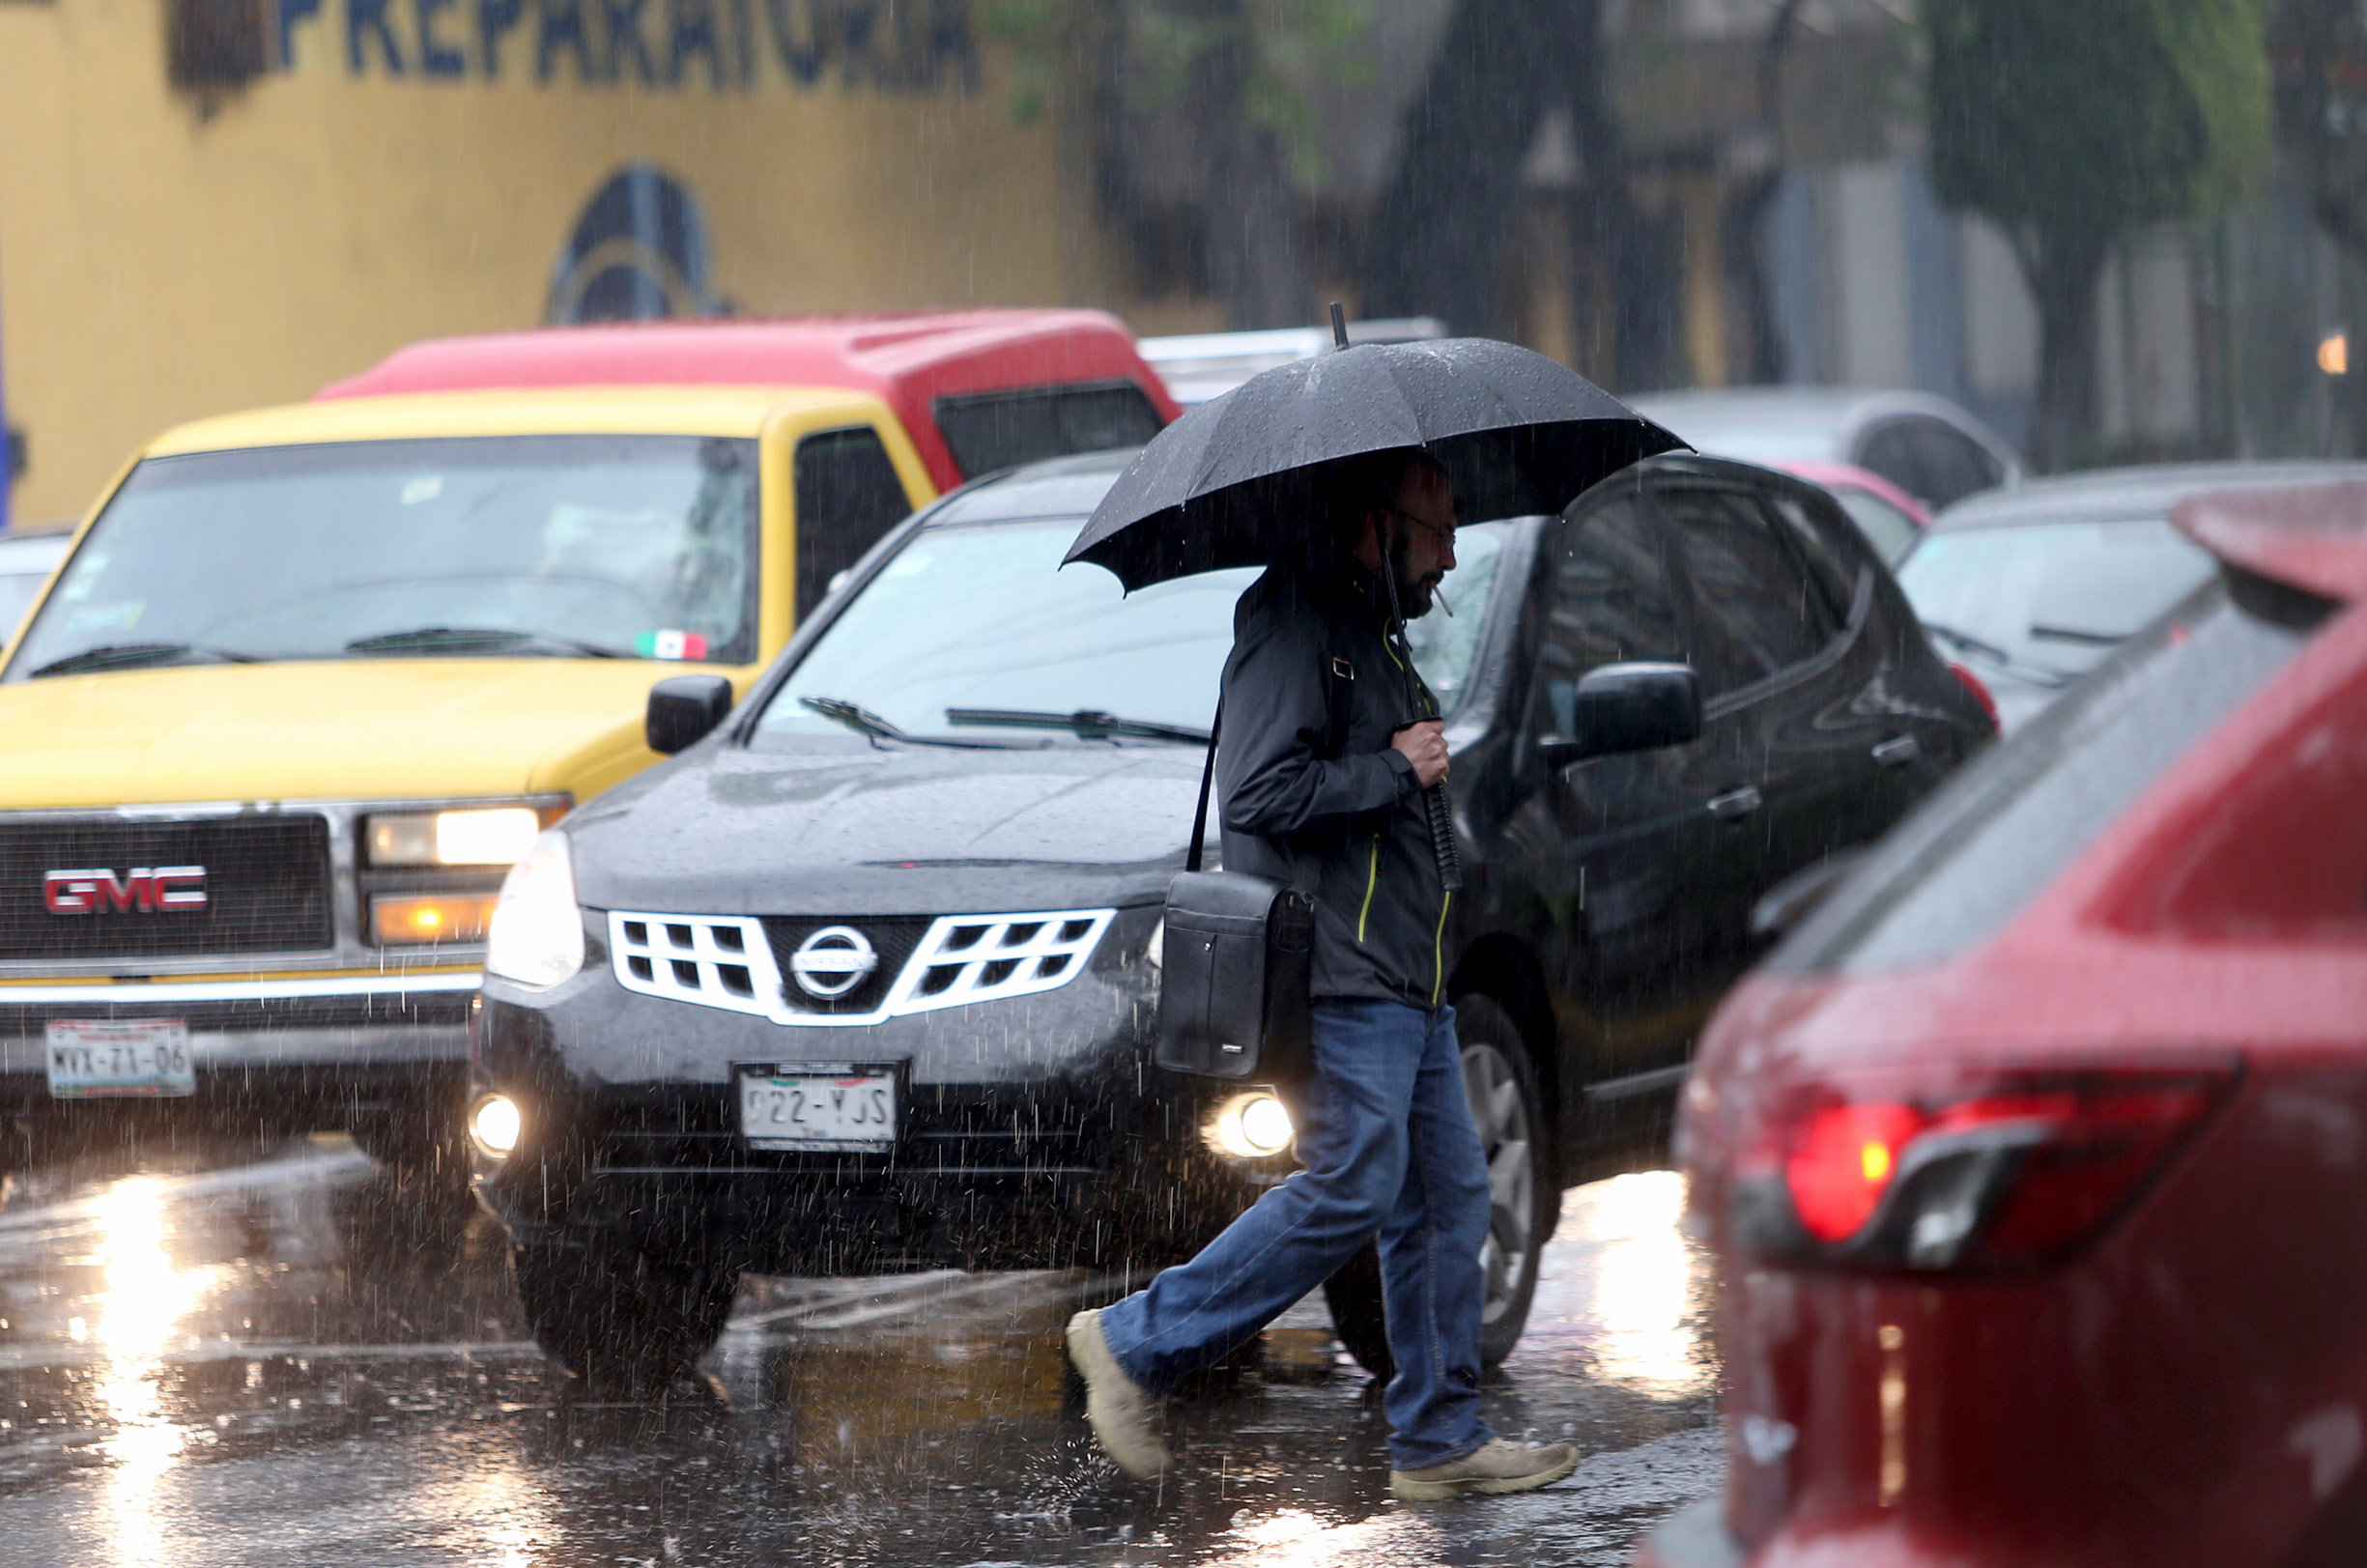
[1381,504,1458,547]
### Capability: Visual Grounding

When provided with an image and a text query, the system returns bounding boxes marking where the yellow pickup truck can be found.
[0,383,938,1173]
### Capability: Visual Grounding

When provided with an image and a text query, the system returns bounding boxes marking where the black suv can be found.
[470,447,1991,1387]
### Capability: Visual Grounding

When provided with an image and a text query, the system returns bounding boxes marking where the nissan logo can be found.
[788,925,878,1000]
[43,868,208,915]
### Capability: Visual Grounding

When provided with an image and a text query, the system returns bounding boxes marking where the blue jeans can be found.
[1097,999,1494,1469]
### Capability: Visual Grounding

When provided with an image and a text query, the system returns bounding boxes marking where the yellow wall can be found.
[0,0,1099,525]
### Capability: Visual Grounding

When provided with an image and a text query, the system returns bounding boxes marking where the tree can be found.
[1363,0,1678,387]
[1927,0,2269,470]
[987,0,1363,329]
[2270,0,2367,451]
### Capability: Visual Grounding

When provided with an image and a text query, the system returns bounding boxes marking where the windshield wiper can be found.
[343,627,623,659]
[946,707,1212,745]
[798,696,1026,750]
[1921,621,2068,688]
[2028,622,2128,646]
[26,642,260,679]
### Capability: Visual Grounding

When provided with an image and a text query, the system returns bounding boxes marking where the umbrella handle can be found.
[1425,781,1464,895]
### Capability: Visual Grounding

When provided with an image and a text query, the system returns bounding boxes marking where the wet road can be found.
[0,1141,1721,1566]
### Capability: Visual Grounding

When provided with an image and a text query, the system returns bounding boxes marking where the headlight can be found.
[469,1094,522,1158]
[484,830,584,986]
[1205,1091,1295,1158]
[367,807,546,867]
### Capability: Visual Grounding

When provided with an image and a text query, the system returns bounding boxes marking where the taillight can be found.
[1738,1069,2231,1270]
[1947,661,2000,732]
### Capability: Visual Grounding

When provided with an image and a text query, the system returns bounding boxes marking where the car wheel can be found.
[1321,995,1557,1380]
[511,1234,739,1394]
[1458,994,1555,1369]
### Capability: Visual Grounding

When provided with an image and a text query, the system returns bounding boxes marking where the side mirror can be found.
[646,674,735,755]
[1539,662,1701,768]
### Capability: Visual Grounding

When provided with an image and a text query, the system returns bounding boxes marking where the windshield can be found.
[4,435,758,680]
[1896,519,2218,686]
[757,517,1512,744]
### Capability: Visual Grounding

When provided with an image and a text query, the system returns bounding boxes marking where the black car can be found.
[469,446,1992,1388]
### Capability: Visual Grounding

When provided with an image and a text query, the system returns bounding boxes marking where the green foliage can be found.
[982,0,1372,182]
[1927,0,2270,244]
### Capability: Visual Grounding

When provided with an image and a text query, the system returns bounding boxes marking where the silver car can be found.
[1897,462,2367,731]
[1632,386,2023,513]
[0,528,68,644]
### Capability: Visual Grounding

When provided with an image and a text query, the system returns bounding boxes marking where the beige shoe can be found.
[1064,1308,1172,1480]
[1390,1438,1580,1502]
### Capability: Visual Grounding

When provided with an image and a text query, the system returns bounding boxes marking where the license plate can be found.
[737,1064,898,1152]
[46,1019,196,1099]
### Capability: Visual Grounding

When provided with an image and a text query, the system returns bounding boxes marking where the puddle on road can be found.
[0,1143,1720,1566]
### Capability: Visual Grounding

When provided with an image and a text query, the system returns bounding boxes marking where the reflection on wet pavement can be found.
[0,1146,1719,1565]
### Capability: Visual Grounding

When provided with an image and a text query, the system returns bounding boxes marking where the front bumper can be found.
[0,971,474,1136]
[471,906,1289,1273]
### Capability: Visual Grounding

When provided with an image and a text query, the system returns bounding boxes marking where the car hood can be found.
[0,659,733,808]
[567,741,1208,915]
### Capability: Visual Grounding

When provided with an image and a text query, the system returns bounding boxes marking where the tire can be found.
[511,1234,739,1394]
[1321,994,1556,1380]
[1458,994,1555,1369]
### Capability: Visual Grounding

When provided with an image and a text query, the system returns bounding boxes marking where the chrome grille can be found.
[607,908,1115,1026]
[0,815,332,961]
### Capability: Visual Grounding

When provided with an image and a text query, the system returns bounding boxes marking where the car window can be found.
[1764,491,1867,620]
[1856,422,1925,504]
[1910,422,2001,509]
[1776,573,2334,974]
[930,382,1165,480]
[1897,520,2219,687]
[794,428,915,619]
[758,516,1513,744]
[1660,486,1829,695]
[1529,495,1687,737]
[1833,489,1921,566]
[5,436,760,678]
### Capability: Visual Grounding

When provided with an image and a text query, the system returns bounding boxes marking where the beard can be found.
[1387,531,1441,617]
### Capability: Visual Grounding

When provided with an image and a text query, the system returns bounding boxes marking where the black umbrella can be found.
[1066,322,1682,894]
[1064,328,1682,592]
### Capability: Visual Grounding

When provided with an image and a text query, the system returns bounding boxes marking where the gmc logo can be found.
[43,868,208,915]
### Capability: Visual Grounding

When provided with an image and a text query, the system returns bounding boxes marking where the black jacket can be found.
[1214,566,1453,1011]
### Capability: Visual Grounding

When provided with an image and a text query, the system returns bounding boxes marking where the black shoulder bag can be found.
[1153,658,1351,1083]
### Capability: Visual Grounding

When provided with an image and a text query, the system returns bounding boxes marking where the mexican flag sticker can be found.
[636,630,709,661]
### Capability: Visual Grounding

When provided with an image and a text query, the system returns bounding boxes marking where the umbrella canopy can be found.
[1065,336,1683,590]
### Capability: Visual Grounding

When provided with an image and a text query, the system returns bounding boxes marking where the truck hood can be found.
[568,740,1207,915]
[0,659,717,807]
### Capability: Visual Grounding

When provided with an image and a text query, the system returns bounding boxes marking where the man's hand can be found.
[1392,720,1449,788]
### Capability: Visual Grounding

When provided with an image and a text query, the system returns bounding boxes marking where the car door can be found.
[1503,485,1731,1099]
[1651,479,1848,959]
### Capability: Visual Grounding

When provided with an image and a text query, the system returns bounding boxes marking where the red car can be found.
[1647,479,2367,1568]
[317,310,1180,492]
[1774,460,1931,567]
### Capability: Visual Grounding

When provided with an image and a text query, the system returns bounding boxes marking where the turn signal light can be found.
[372,894,499,946]
[469,1094,521,1159]
[1742,1069,2231,1269]
[1205,1091,1295,1158]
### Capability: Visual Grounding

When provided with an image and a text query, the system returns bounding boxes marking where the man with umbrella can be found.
[1061,327,1676,1501]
